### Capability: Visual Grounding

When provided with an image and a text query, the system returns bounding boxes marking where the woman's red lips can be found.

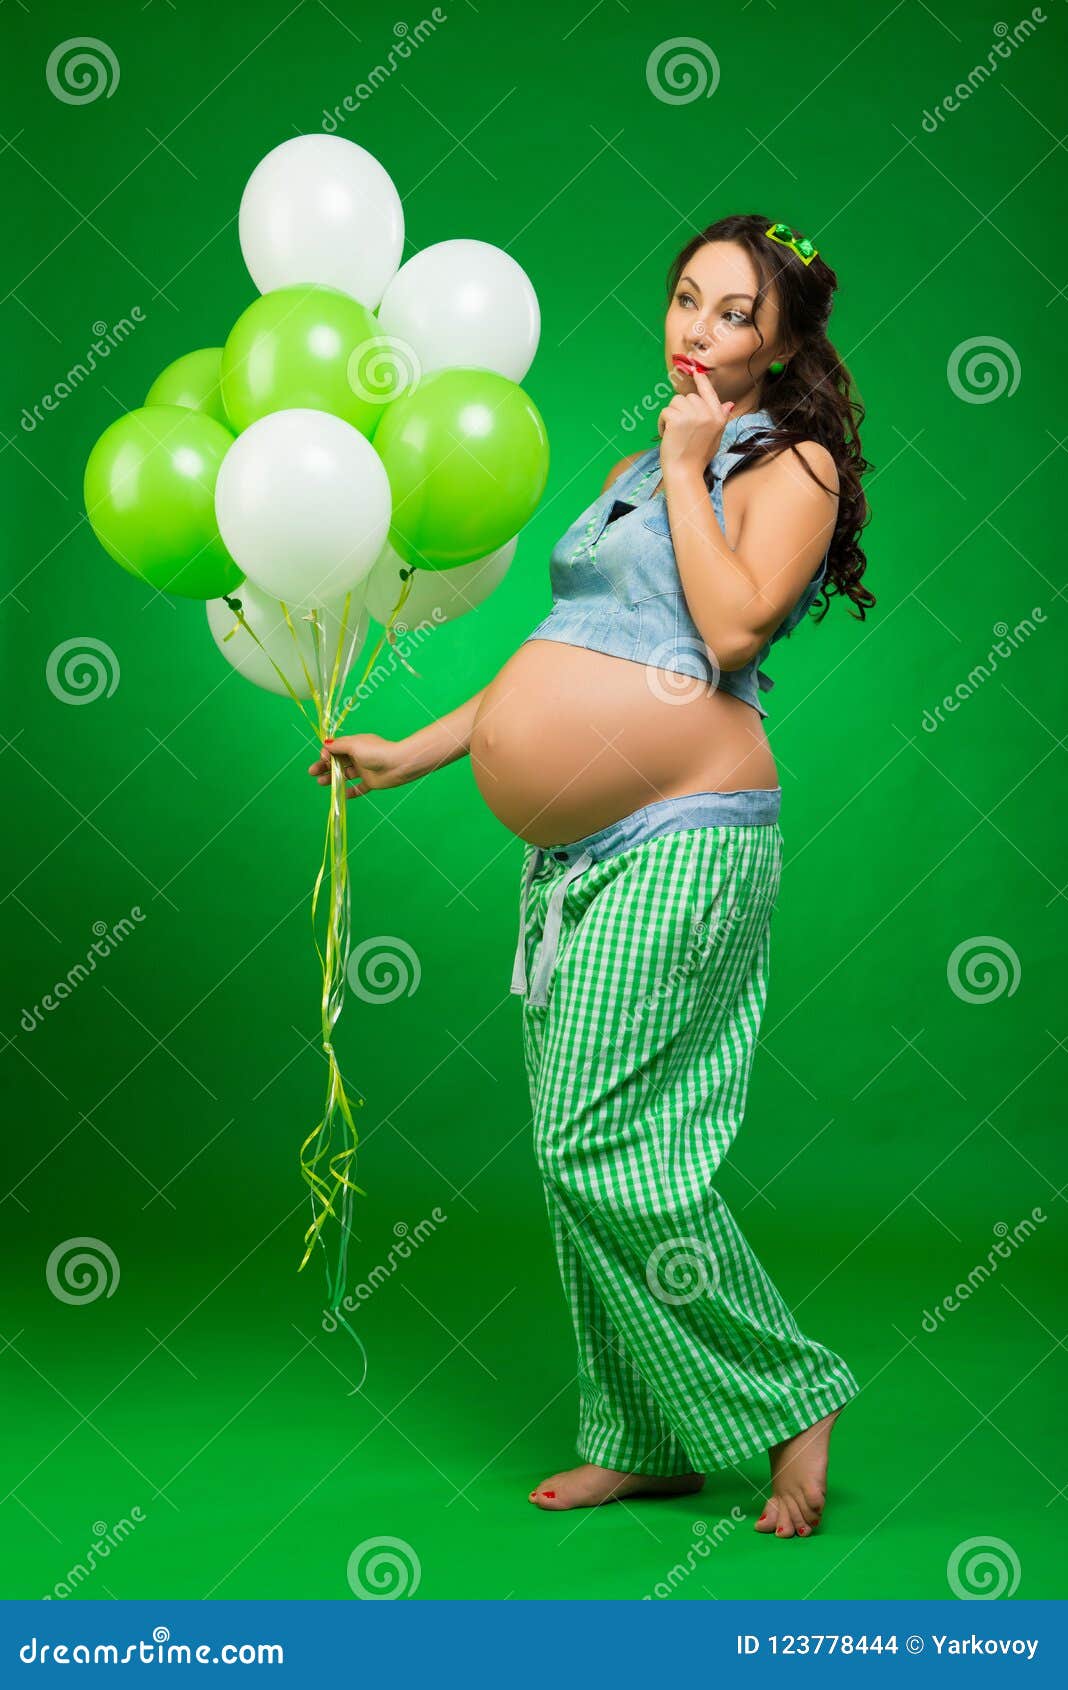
[672,354,710,374]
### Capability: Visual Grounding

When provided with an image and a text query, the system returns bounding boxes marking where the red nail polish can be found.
[776,1526,784,1535]
[543,1489,555,1498]
[757,1511,767,1521]
[324,737,334,742]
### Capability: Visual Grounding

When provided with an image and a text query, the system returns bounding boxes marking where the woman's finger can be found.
[324,735,358,759]
[324,743,362,779]
[692,368,733,423]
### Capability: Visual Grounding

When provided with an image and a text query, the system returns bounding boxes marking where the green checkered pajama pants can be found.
[511,796,861,1475]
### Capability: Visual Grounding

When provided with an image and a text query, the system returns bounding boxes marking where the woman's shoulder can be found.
[746,432,839,499]
[790,437,838,487]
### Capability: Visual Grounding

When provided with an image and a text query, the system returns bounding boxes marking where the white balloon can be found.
[206,579,370,699]
[364,536,517,627]
[214,409,391,610]
[377,240,540,382]
[239,135,404,308]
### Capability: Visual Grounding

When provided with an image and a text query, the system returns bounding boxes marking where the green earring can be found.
[768,360,786,374]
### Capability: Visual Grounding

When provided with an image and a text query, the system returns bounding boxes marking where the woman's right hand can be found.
[307,733,420,799]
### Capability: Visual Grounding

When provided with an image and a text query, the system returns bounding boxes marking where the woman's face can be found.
[664,240,786,404]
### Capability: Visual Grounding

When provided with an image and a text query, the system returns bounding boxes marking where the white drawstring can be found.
[512,848,594,1008]
[510,847,544,996]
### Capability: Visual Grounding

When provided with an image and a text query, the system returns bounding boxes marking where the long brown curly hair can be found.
[662,214,875,622]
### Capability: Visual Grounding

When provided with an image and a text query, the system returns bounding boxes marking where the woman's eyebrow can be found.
[677,277,755,304]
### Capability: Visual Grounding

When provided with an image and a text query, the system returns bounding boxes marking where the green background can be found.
[2,0,1064,1603]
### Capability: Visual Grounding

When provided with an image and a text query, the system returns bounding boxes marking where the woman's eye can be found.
[675,294,749,325]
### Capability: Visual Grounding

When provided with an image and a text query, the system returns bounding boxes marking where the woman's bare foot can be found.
[753,1407,843,1538]
[528,1463,705,1511]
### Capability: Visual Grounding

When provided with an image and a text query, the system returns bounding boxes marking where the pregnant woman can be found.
[309,214,875,1539]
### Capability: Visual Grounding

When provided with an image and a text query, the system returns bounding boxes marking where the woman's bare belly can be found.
[469,639,778,847]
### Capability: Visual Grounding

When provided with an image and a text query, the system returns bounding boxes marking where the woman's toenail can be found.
[543,1489,555,1498]
[757,1511,767,1521]
[776,1527,784,1535]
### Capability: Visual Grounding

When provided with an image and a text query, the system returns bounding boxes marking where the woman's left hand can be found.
[657,368,734,474]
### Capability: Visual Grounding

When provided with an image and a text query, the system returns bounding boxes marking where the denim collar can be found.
[710,406,775,476]
[638,405,774,486]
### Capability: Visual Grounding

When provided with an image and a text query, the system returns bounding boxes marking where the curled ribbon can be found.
[221,566,420,1379]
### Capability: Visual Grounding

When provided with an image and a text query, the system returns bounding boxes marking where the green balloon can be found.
[145,347,232,430]
[84,405,243,600]
[374,369,549,569]
[220,284,384,436]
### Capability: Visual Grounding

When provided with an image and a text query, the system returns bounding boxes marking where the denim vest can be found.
[522,408,829,718]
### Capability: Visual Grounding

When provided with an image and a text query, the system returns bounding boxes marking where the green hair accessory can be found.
[765,222,818,265]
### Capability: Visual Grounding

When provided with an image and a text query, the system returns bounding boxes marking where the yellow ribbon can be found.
[220,565,421,1361]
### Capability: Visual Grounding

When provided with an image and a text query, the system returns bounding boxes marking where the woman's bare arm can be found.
[308,685,488,796]
[401,685,487,775]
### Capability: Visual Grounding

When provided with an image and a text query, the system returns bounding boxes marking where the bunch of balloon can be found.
[82,134,550,1359]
